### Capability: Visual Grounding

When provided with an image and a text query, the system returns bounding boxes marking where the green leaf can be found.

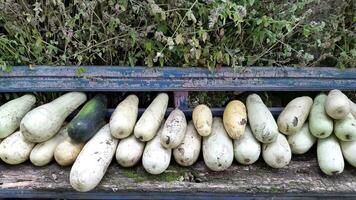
[76,66,87,76]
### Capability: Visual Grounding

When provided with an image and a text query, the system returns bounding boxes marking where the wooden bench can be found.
[1,66,356,199]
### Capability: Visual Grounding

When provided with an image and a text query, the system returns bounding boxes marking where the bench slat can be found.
[1,66,355,92]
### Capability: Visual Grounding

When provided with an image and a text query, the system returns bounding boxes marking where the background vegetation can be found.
[0,0,355,73]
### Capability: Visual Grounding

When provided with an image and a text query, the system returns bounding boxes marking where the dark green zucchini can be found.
[68,94,107,142]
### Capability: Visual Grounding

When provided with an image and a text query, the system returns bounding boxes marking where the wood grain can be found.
[1,66,356,92]
[1,149,355,195]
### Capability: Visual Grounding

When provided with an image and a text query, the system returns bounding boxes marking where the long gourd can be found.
[54,137,84,166]
[340,140,356,168]
[134,93,168,141]
[350,99,356,118]
[223,100,247,139]
[68,94,107,142]
[30,125,68,166]
[116,134,145,167]
[334,113,356,141]
[246,94,278,143]
[233,126,261,165]
[173,121,202,167]
[262,133,291,168]
[203,118,233,171]
[287,122,316,154]
[142,122,171,174]
[325,89,350,119]
[70,124,118,192]
[192,104,213,137]
[0,131,35,164]
[160,108,187,148]
[21,92,87,143]
[277,96,313,135]
[110,95,139,139]
[317,135,344,175]
[309,94,333,138]
[0,94,36,139]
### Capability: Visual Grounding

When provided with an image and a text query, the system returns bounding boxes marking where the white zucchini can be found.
[0,131,35,164]
[54,137,84,166]
[340,140,356,168]
[277,96,313,135]
[246,94,278,143]
[262,133,291,168]
[309,94,333,138]
[317,135,344,175]
[160,108,187,148]
[173,121,201,166]
[349,99,356,118]
[142,122,171,174]
[233,126,261,165]
[223,100,247,139]
[134,93,168,141]
[30,125,68,166]
[110,95,139,139]
[192,104,213,136]
[21,92,87,143]
[0,94,36,139]
[116,134,145,167]
[334,113,356,141]
[325,89,350,119]
[203,118,233,171]
[70,124,118,192]
[287,122,316,154]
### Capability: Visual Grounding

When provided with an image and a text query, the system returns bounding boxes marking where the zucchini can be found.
[277,96,313,135]
[309,94,333,138]
[68,94,107,142]
[110,94,139,139]
[0,94,36,139]
[21,92,87,143]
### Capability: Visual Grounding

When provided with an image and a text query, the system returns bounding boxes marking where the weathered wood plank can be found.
[1,150,356,198]
[0,66,355,92]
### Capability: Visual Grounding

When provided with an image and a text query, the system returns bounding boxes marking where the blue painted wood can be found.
[0,66,355,92]
[0,66,355,199]
[173,91,189,109]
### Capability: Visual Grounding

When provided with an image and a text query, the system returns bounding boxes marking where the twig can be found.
[158,0,199,55]
[249,10,311,65]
